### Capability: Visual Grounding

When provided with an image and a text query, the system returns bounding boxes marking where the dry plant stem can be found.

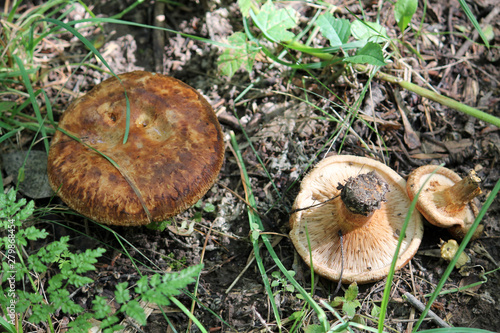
[403,292,451,328]
[288,39,500,127]
[356,64,500,128]
[436,170,482,212]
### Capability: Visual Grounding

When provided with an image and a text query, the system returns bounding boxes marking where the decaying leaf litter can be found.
[1,0,499,332]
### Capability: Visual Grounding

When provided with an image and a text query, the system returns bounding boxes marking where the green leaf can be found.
[28,303,56,324]
[100,315,122,332]
[92,296,112,319]
[394,0,418,32]
[50,289,83,314]
[351,20,388,42]
[67,274,94,288]
[134,276,150,294]
[21,226,49,241]
[122,300,147,326]
[114,282,131,303]
[203,203,215,213]
[304,324,326,333]
[238,0,252,17]
[345,282,359,301]
[46,274,65,293]
[371,304,381,317]
[66,314,94,333]
[37,236,70,263]
[69,248,105,273]
[344,42,386,66]
[255,0,297,42]
[218,32,258,78]
[343,301,358,318]
[316,13,351,46]
[140,289,171,306]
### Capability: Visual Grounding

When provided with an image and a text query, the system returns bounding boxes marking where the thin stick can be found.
[403,292,451,328]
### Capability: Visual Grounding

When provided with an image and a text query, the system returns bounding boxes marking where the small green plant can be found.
[0,188,203,332]
[271,270,296,294]
[165,253,188,271]
[330,282,361,319]
[218,0,386,79]
[218,0,500,128]
[394,0,418,33]
[193,199,216,223]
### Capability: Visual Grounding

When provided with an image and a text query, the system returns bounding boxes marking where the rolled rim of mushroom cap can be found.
[47,71,225,226]
[289,155,424,284]
[406,165,480,233]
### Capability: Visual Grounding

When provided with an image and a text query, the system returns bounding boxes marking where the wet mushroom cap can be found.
[406,165,481,239]
[47,71,225,226]
[289,155,423,284]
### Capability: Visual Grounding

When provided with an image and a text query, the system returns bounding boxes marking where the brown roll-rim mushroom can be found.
[289,155,424,284]
[47,71,225,226]
[406,165,482,240]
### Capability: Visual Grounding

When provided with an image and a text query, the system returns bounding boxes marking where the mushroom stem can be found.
[337,171,390,233]
[434,170,482,213]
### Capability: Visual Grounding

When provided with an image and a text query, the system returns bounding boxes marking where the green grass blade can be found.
[230,132,282,329]
[457,0,490,47]
[0,315,17,333]
[40,17,132,144]
[378,165,443,333]
[230,131,330,332]
[169,296,208,333]
[52,127,152,223]
[412,176,500,332]
[13,55,50,152]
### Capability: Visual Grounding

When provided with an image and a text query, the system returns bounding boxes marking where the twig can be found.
[252,304,273,333]
[403,292,451,328]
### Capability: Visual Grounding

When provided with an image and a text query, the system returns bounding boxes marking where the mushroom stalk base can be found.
[435,170,482,214]
[337,171,389,233]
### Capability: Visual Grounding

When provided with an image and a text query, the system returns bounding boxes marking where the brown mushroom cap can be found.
[289,155,423,284]
[406,165,481,239]
[47,71,224,226]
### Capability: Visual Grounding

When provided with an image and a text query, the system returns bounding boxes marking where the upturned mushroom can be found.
[406,165,482,240]
[289,155,423,284]
[47,71,225,226]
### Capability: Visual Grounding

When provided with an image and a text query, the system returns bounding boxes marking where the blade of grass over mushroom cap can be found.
[377,164,443,333]
[229,131,329,331]
[41,17,132,144]
[412,177,500,333]
[52,127,152,223]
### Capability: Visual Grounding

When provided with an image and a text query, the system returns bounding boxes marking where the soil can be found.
[2,0,500,332]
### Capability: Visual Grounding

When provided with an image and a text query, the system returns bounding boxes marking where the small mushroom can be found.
[289,155,423,284]
[406,165,482,240]
[47,71,225,226]
[440,239,470,269]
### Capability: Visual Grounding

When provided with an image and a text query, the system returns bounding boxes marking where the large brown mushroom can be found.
[289,155,423,284]
[47,71,225,226]
[406,165,482,240]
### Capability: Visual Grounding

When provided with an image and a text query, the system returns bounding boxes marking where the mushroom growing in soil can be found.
[289,155,423,284]
[47,71,225,226]
[406,165,483,240]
